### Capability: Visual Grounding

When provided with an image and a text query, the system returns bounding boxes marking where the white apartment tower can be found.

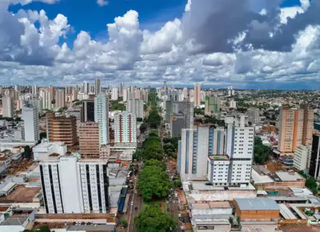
[22,104,39,142]
[94,93,109,145]
[178,115,254,187]
[40,89,53,110]
[2,96,13,117]
[111,87,118,101]
[114,112,137,144]
[40,155,109,214]
[55,89,65,109]
[194,83,201,106]
[126,99,144,119]
[95,78,101,95]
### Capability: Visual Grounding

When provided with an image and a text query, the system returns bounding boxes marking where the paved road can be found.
[127,168,142,232]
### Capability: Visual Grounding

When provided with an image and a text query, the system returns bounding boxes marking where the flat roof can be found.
[275,171,303,181]
[235,198,279,211]
[251,169,274,184]
[208,155,229,161]
[68,224,114,231]
[279,204,297,220]
[0,185,40,203]
[0,216,28,226]
[0,182,16,193]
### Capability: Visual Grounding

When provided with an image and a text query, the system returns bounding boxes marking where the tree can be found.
[40,132,47,140]
[138,165,172,201]
[121,219,128,228]
[135,206,176,232]
[145,159,166,171]
[140,122,148,134]
[24,225,51,232]
[254,137,271,164]
[24,145,32,159]
[173,178,182,188]
[305,177,318,195]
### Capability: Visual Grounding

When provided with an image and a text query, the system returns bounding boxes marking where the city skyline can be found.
[0,0,320,89]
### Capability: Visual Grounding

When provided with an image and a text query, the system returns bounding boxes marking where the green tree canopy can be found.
[138,165,172,201]
[135,206,176,232]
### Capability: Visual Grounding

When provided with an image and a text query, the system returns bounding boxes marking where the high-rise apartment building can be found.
[95,78,101,95]
[22,104,39,142]
[82,99,95,122]
[79,122,100,158]
[111,87,118,101]
[178,115,254,186]
[49,86,55,100]
[278,105,314,154]
[114,112,136,144]
[67,107,83,136]
[32,85,38,97]
[194,83,201,106]
[55,89,65,109]
[94,93,109,145]
[47,114,78,148]
[2,96,13,117]
[205,96,220,115]
[126,99,144,119]
[119,83,124,95]
[40,155,109,214]
[247,108,260,125]
[123,87,128,102]
[40,89,53,110]
[309,134,320,179]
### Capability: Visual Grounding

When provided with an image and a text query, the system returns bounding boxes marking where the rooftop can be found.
[0,185,40,203]
[0,182,16,193]
[235,198,279,211]
[0,216,28,226]
[275,171,304,182]
[208,155,229,161]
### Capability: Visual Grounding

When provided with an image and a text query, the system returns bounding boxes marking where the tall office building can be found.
[123,87,128,102]
[40,155,109,214]
[94,93,109,145]
[178,126,226,181]
[55,89,65,109]
[2,96,13,117]
[194,83,201,106]
[32,85,38,98]
[111,87,118,100]
[278,105,314,154]
[166,101,194,134]
[164,81,167,95]
[67,107,83,136]
[22,104,39,142]
[114,112,136,144]
[127,99,144,119]
[95,78,101,95]
[47,114,78,148]
[119,83,124,95]
[178,115,254,186]
[309,134,320,179]
[40,89,53,110]
[82,99,95,122]
[83,81,89,94]
[205,96,220,115]
[49,86,55,100]
[79,122,100,158]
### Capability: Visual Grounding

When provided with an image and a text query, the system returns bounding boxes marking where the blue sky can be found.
[1,0,320,89]
[9,0,186,47]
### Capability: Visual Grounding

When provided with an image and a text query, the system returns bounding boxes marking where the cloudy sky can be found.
[1,0,320,89]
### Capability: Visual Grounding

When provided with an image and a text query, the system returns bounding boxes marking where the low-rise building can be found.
[234,198,280,232]
[33,140,67,161]
[190,201,232,232]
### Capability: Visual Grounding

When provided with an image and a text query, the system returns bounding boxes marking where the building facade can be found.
[309,134,320,179]
[178,115,254,187]
[205,96,220,115]
[94,93,109,145]
[114,112,137,145]
[126,99,144,119]
[79,122,100,158]
[194,83,201,106]
[22,104,39,142]
[278,105,314,154]
[46,114,78,148]
[40,155,109,214]
[2,96,13,118]
[55,89,65,109]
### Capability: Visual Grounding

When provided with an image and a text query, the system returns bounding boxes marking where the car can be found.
[131,201,134,206]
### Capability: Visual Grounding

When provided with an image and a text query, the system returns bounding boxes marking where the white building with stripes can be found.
[39,154,109,214]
